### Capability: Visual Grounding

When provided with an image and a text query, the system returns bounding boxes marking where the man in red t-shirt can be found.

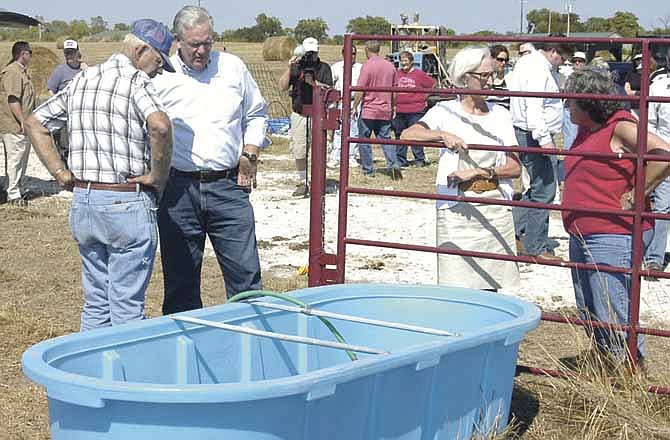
[393,51,435,167]
[352,40,401,179]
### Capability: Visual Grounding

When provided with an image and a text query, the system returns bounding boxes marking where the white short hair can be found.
[448,46,491,88]
[173,5,213,39]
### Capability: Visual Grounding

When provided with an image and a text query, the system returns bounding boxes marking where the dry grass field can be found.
[1,42,670,439]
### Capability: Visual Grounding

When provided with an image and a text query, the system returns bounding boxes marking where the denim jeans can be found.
[70,186,158,331]
[329,113,359,164]
[393,112,426,166]
[512,127,556,255]
[158,169,262,315]
[562,107,578,151]
[357,118,398,174]
[569,231,652,359]
[645,176,670,266]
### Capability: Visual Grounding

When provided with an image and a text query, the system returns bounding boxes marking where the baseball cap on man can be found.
[571,51,586,62]
[302,37,319,53]
[63,39,79,50]
[131,19,175,72]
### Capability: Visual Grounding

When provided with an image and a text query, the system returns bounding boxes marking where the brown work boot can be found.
[535,251,562,261]
[515,238,525,255]
[292,183,309,198]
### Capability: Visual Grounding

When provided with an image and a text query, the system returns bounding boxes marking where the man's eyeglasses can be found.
[519,50,530,56]
[468,71,495,81]
[184,39,214,49]
[495,57,508,63]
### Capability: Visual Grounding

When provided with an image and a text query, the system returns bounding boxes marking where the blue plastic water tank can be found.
[23,283,540,439]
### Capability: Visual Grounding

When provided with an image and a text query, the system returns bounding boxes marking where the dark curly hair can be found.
[564,68,624,124]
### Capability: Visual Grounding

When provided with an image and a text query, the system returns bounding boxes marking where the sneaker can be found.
[390,168,403,181]
[326,160,340,169]
[362,172,376,178]
[292,183,309,198]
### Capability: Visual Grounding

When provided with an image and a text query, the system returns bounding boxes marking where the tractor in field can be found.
[388,13,450,88]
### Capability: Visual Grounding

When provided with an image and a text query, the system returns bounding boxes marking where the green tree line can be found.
[1,11,668,43]
[525,9,670,37]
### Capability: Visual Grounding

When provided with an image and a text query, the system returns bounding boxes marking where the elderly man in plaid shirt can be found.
[24,19,174,331]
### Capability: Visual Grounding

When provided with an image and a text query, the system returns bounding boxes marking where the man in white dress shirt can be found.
[507,38,571,259]
[645,48,670,277]
[327,45,362,168]
[152,5,268,314]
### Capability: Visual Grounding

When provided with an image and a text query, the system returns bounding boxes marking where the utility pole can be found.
[548,10,552,34]
[566,1,574,36]
[520,0,528,34]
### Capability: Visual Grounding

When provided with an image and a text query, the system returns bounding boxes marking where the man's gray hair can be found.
[365,40,381,54]
[564,68,623,124]
[173,5,214,39]
[448,46,491,88]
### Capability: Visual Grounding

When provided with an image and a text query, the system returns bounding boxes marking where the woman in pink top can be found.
[562,68,670,368]
[393,51,435,167]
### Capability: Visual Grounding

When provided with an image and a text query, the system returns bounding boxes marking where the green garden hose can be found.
[227,290,358,361]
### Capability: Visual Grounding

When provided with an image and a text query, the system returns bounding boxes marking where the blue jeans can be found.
[70,186,158,331]
[393,112,426,166]
[512,127,556,255]
[329,113,359,164]
[357,118,398,174]
[562,107,578,150]
[569,231,652,359]
[158,169,262,315]
[645,176,670,266]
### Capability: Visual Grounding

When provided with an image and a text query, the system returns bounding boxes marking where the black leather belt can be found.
[172,168,236,182]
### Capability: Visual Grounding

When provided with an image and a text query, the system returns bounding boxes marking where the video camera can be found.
[297,51,320,84]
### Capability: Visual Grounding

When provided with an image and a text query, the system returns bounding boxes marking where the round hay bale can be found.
[31,46,60,103]
[262,36,297,61]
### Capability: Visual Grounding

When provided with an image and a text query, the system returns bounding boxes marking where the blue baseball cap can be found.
[131,19,175,73]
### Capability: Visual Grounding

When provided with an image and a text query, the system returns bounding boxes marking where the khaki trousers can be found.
[2,133,31,200]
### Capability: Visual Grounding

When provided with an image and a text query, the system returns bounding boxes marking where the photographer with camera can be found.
[279,37,333,197]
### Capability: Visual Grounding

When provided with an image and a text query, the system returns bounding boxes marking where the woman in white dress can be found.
[401,46,521,291]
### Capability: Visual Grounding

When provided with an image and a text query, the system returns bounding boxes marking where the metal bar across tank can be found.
[248,300,460,337]
[171,315,389,355]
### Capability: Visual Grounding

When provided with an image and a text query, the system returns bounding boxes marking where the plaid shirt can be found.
[33,54,165,183]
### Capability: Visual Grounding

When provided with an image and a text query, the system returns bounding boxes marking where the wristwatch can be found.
[242,151,258,163]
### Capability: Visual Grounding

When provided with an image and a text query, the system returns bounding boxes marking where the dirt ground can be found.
[2,179,670,439]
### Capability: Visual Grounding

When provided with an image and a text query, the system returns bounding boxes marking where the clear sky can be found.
[3,0,668,35]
